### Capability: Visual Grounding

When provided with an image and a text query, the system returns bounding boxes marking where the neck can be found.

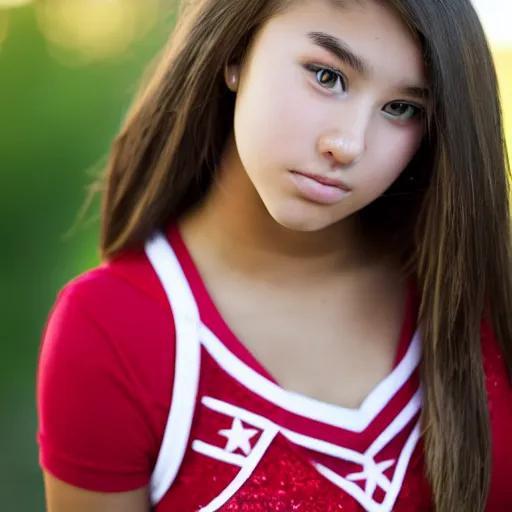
[180,136,386,280]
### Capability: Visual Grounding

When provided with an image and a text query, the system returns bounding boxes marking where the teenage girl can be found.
[36,0,512,511]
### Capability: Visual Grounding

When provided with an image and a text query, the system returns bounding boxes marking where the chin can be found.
[266,201,339,233]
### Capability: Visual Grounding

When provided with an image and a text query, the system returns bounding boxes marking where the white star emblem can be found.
[218,418,258,456]
[346,457,395,498]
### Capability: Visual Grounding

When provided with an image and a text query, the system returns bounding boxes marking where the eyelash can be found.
[305,63,347,93]
[382,102,424,122]
[304,63,424,121]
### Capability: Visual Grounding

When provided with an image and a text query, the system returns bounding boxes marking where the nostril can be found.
[325,151,336,163]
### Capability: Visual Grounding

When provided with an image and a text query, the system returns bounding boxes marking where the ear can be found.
[224,64,240,92]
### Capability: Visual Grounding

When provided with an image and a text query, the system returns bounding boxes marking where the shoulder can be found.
[57,248,171,323]
[37,248,177,493]
[43,250,176,390]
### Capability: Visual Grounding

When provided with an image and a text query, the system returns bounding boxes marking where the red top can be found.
[37,225,512,511]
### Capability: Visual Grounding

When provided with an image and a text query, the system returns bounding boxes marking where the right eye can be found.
[305,64,347,94]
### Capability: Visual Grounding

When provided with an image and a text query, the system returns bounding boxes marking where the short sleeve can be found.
[37,263,176,493]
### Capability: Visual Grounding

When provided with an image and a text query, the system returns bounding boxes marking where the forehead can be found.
[260,0,426,86]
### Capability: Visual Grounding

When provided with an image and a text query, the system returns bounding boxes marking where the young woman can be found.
[36,0,512,511]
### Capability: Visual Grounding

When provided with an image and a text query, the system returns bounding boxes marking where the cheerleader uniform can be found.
[37,224,512,511]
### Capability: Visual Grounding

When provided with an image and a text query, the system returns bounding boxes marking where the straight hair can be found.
[98,1,512,509]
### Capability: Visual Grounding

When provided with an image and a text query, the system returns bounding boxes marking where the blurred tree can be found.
[0,4,174,510]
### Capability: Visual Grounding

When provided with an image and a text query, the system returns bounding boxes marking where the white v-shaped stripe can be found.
[200,396,421,512]
[147,232,421,434]
[314,422,420,512]
[200,325,420,433]
[202,395,419,464]
[199,427,279,512]
[146,233,202,506]
[145,231,424,510]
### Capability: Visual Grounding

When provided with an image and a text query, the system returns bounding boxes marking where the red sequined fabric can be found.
[220,439,360,511]
[156,348,432,511]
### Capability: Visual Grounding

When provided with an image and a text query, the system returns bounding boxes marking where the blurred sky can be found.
[472,0,512,46]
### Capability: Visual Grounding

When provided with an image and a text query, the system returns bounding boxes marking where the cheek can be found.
[234,65,317,170]
[365,124,424,186]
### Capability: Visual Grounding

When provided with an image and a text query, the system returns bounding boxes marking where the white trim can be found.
[203,396,276,431]
[200,325,421,432]
[200,396,421,512]
[146,233,202,506]
[199,427,279,512]
[203,396,365,464]
[346,458,394,495]
[202,395,419,466]
[193,440,245,467]
[316,462,387,512]
[314,420,421,512]
[146,231,200,324]
[282,428,365,465]
[380,421,421,511]
[367,390,421,458]
[144,233,423,509]
[282,390,418,463]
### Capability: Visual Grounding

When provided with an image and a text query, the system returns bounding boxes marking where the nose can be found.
[317,130,365,168]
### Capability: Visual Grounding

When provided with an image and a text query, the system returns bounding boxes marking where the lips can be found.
[289,170,351,205]
[291,171,351,191]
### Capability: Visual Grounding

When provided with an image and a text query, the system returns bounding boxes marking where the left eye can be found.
[305,64,347,94]
[382,101,422,121]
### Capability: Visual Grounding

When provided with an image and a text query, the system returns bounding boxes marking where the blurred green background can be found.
[1,1,174,509]
[0,1,510,510]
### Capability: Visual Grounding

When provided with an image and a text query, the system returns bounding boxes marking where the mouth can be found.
[289,170,352,205]
[291,171,351,192]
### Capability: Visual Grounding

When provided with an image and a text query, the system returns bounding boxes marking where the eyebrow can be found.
[399,86,429,101]
[307,31,429,100]
[308,31,368,75]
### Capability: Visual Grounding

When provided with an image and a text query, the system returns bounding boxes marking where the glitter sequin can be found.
[220,439,359,511]
[155,326,512,511]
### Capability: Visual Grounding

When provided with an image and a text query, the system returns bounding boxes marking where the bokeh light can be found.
[0,0,34,7]
[35,0,161,64]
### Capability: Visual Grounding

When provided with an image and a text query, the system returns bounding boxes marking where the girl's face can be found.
[230,0,427,232]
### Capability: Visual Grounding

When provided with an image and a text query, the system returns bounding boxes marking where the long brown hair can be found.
[99,0,512,510]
